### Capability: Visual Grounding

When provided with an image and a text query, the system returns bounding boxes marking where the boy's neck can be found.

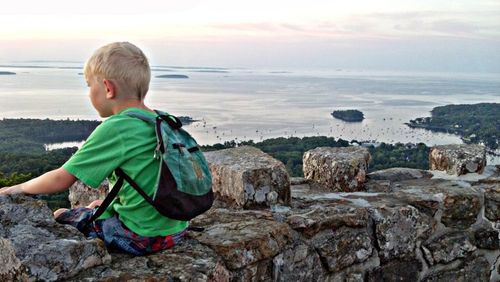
[112,100,154,115]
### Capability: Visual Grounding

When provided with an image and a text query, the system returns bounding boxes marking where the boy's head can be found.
[84,42,151,100]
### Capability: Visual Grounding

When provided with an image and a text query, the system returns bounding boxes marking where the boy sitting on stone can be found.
[0,42,188,255]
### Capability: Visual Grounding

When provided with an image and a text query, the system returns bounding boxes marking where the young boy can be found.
[0,42,188,255]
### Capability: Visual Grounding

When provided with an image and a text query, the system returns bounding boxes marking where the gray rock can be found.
[310,227,373,272]
[0,238,28,281]
[422,231,476,265]
[189,214,293,270]
[68,239,231,281]
[0,195,110,281]
[231,259,273,282]
[68,180,108,208]
[430,144,487,175]
[204,146,291,209]
[472,227,499,250]
[372,205,433,262]
[441,190,481,229]
[390,178,482,229]
[303,146,370,192]
[484,185,500,222]
[367,258,422,282]
[272,241,325,281]
[367,167,433,182]
[290,177,308,185]
[285,203,370,238]
[422,255,490,282]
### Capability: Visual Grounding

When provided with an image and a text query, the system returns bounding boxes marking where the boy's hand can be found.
[0,185,23,196]
[0,168,76,196]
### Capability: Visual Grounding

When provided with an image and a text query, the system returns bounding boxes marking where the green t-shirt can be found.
[63,108,188,237]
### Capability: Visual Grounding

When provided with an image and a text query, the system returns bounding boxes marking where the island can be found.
[331,109,364,122]
[156,74,189,79]
[177,116,197,124]
[0,71,16,75]
[406,103,499,150]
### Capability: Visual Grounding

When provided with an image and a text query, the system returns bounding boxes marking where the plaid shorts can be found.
[55,207,187,256]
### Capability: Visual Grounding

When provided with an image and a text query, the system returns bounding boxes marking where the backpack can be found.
[89,110,213,223]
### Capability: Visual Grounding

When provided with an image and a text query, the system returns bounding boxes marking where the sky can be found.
[1,0,499,72]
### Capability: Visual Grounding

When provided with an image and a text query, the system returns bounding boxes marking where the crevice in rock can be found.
[369,217,381,252]
[420,245,432,267]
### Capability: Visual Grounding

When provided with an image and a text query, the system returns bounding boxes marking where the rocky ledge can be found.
[0,145,499,281]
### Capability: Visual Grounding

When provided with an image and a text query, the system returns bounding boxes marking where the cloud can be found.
[364,10,500,39]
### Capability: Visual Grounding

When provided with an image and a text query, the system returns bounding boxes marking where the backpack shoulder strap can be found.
[154,110,183,130]
[86,172,125,224]
[123,111,156,124]
[86,168,156,225]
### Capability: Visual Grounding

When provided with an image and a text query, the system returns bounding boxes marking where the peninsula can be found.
[406,103,499,150]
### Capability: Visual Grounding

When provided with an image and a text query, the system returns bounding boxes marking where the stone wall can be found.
[429,144,487,175]
[1,145,499,281]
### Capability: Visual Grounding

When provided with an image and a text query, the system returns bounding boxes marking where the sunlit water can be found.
[1,62,499,163]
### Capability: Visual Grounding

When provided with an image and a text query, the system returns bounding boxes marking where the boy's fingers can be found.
[0,187,10,195]
[0,186,22,195]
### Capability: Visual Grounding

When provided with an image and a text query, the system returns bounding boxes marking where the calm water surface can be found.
[1,62,499,163]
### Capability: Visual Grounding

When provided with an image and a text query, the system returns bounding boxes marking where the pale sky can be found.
[1,0,499,72]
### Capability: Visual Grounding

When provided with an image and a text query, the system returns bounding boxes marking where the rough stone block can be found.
[310,227,373,272]
[204,146,291,208]
[372,205,433,262]
[303,146,370,192]
[0,195,110,281]
[272,242,325,281]
[430,144,486,175]
[422,255,490,282]
[422,231,476,265]
[68,180,108,208]
[367,258,422,282]
[390,179,482,229]
[190,218,293,270]
[68,239,231,281]
[472,227,499,250]
[285,203,370,238]
[484,186,500,222]
[441,192,481,229]
[368,167,433,182]
[0,238,27,281]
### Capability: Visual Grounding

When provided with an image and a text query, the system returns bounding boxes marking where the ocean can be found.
[0,61,499,163]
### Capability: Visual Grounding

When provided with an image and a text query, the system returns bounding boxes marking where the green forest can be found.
[0,119,100,208]
[407,103,499,150]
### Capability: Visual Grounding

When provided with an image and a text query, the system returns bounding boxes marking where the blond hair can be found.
[84,42,151,99]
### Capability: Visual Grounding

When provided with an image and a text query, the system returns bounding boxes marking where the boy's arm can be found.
[0,168,77,195]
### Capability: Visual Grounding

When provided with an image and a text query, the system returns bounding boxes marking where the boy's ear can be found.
[103,79,116,99]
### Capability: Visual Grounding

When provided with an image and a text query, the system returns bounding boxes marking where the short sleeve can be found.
[63,120,125,188]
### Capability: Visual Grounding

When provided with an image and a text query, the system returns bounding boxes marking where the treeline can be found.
[0,118,96,183]
[202,136,430,177]
[0,118,100,144]
[407,103,499,150]
[0,119,98,209]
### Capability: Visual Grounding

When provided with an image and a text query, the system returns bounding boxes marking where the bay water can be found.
[1,62,499,163]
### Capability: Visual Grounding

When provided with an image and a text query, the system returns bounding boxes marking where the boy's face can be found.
[87,76,113,117]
